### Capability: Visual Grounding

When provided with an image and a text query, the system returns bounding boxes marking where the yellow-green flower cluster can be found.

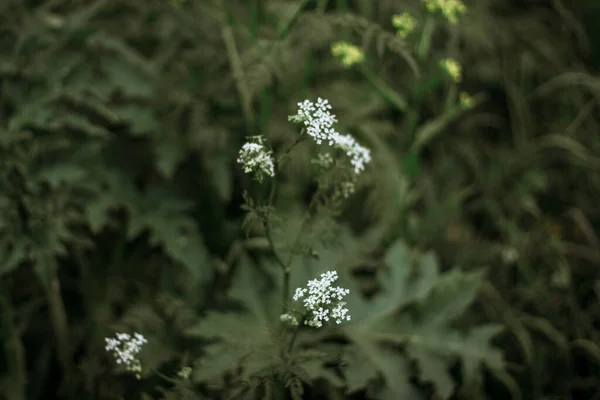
[423,0,467,24]
[177,366,192,380]
[440,58,462,82]
[392,12,417,38]
[331,41,364,68]
[459,91,473,108]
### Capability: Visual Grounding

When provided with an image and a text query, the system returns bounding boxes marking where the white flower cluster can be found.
[284,270,351,328]
[288,97,371,178]
[331,133,371,174]
[105,332,147,379]
[237,139,275,181]
[280,313,299,326]
[292,98,338,145]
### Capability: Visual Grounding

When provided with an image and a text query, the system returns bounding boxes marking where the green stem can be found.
[276,135,305,165]
[287,325,301,355]
[216,0,255,133]
[280,192,320,306]
[417,14,435,61]
[0,290,26,400]
[277,0,311,38]
[357,63,407,112]
[152,368,179,384]
[45,272,72,378]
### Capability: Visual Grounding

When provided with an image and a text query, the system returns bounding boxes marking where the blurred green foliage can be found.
[1,0,600,399]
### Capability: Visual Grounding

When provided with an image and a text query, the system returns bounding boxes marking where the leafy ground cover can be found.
[1,0,600,399]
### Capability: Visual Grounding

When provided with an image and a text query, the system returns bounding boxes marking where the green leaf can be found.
[185,256,282,385]
[365,241,438,321]
[155,140,186,179]
[342,347,379,393]
[340,241,505,398]
[125,187,211,281]
[406,346,453,398]
[229,256,282,325]
[113,105,159,136]
[37,164,88,188]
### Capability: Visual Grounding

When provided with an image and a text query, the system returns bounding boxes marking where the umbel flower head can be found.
[331,41,365,68]
[423,0,467,24]
[288,98,371,198]
[440,58,462,82]
[237,137,275,182]
[392,12,418,38]
[282,270,351,328]
[289,98,371,174]
[459,91,474,108]
[105,332,147,379]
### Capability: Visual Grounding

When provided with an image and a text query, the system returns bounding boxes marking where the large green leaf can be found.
[341,241,505,399]
[185,255,283,385]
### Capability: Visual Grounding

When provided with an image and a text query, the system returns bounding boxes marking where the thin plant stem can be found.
[417,14,435,61]
[0,289,26,400]
[357,63,407,112]
[216,0,255,133]
[262,134,308,312]
[152,368,179,384]
[44,270,72,380]
[287,325,301,355]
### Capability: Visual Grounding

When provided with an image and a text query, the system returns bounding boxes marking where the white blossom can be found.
[280,313,299,326]
[288,98,371,177]
[330,132,371,174]
[291,270,351,328]
[105,332,147,379]
[289,97,338,145]
[237,140,275,180]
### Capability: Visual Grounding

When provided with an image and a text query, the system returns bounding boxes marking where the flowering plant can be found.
[105,332,147,379]
[102,3,506,398]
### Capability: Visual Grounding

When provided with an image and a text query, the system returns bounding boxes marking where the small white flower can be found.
[312,152,334,169]
[280,313,299,326]
[289,97,339,145]
[289,98,371,178]
[105,332,147,379]
[288,270,351,328]
[330,132,371,174]
[237,139,275,181]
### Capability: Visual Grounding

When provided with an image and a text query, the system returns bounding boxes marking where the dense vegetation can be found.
[2,0,600,399]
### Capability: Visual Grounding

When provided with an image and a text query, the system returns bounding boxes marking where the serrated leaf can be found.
[155,140,186,179]
[230,255,282,325]
[103,56,155,98]
[124,186,211,281]
[185,256,282,385]
[364,241,438,321]
[341,242,505,399]
[113,105,159,136]
[192,342,243,384]
[0,241,28,277]
[415,269,485,328]
[37,164,88,188]
[406,346,454,398]
[461,325,504,384]
[342,347,379,393]
[344,340,421,398]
